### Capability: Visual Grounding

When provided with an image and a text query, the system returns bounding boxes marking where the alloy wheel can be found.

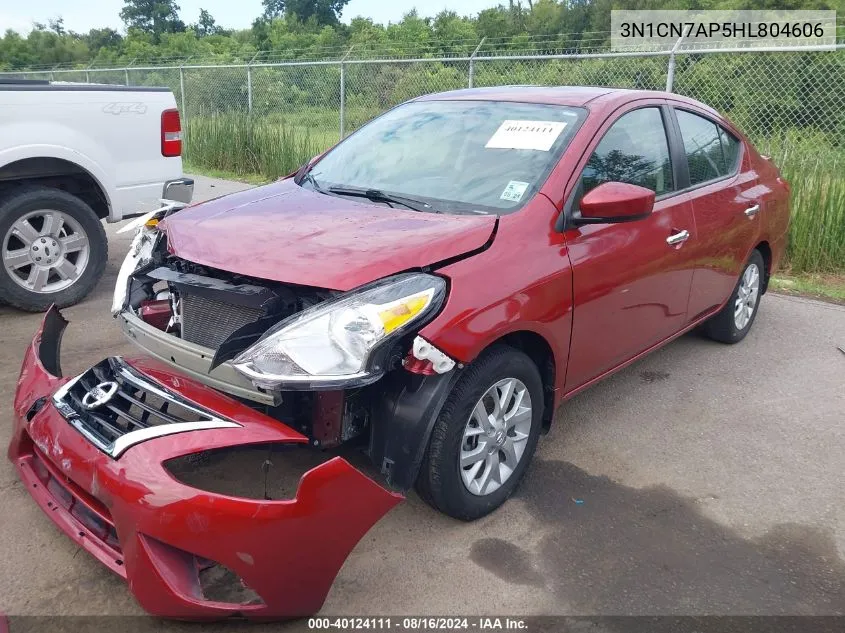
[459,377,533,496]
[2,209,90,294]
[734,262,760,331]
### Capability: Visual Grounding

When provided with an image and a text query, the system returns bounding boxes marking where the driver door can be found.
[563,104,697,392]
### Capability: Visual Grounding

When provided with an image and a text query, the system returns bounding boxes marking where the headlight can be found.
[111,201,186,316]
[232,273,447,390]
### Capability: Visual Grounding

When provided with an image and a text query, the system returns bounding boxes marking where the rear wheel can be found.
[704,249,765,344]
[0,186,107,311]
[416,345,543,521]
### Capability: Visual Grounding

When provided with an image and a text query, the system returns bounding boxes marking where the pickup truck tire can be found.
[416,345,543,521]
[704,249,765,344]
[0,186,107,312]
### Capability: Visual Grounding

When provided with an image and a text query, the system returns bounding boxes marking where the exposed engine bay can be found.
[115,211,456,457]
[122,247,378,448]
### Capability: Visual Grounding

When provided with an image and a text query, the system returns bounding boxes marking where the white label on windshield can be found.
[500,180,530,202]
[486,120,567,151]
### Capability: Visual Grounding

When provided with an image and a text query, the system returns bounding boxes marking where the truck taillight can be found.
[161,109,182,157]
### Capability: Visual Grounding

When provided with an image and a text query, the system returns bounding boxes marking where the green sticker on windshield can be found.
[500,181,529,202]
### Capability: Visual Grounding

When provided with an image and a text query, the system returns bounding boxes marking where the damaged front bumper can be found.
[8,308,402,620]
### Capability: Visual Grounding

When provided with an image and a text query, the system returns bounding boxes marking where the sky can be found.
[1,0,501,34]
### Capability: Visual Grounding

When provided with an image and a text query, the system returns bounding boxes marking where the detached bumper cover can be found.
[8,308,402,620]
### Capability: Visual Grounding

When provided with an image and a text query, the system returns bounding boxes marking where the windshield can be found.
[306,99,586,214]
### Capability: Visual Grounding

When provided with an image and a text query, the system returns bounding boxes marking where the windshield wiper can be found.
[327,186,439,213]
[301,171,324,192]
[294,162,324,192]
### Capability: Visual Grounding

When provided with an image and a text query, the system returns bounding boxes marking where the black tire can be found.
[416,345,544,521]
[0,186,107,312]
[703,249,765,344]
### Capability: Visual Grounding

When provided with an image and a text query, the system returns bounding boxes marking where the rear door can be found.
[563,103,697,392]
[667,106,762,321]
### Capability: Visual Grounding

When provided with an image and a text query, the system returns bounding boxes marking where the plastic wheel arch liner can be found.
[7,306,403,620]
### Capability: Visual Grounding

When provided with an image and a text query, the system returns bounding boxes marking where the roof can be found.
[416,85,718,116]
[416,85,619,107]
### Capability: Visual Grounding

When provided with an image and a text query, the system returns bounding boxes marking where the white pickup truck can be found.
[0,79,193,311]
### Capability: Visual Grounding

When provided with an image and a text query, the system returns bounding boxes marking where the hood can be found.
[161,179,496,291]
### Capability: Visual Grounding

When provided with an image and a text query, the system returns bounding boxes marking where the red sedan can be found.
[9,86,790,618]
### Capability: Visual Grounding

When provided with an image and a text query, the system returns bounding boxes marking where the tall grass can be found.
[762,135,845,273]
[185,113,334,180]
[185,113,845,274]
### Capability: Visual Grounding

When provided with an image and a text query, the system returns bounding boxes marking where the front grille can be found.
[53,357,239,458]
[181,293,264,349]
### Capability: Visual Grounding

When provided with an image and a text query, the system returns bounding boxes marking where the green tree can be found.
[120,0,186,41]
[260,0,351,26]
[48,17,66,36]
[195,9,220,37]
[84,28,123,51]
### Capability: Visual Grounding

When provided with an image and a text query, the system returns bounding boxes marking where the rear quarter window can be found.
[676,109,742,186]
[719,127,742,174]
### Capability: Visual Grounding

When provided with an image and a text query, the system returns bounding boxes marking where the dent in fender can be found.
[8,308,404,620]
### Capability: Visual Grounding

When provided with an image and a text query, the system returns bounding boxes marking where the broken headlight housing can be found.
[111,202,186,316]
[232,273,447,390]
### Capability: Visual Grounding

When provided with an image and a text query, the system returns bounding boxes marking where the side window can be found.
[676,110,739,186]
[581,107,674,197]
[719,127,741,174]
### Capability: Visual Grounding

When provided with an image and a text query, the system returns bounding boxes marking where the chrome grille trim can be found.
[52,357,240,458]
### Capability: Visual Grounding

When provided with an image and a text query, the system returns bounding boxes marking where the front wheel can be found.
[0,186,108,311]
[703,249,765,344]
[416,345,544,521]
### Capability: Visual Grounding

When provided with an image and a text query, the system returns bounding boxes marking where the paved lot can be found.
[1,175,844,630]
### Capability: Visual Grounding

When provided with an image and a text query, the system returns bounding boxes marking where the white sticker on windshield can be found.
[500,180,530,202]
[486,120,567,151]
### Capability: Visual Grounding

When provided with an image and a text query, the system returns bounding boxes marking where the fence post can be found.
[665,30,687,93]
[125,68,130,85]
[247,66,253,113]
[339,45,355,140]
[179,65,188,150]
[468,37,486,88]
[247,53,259,114]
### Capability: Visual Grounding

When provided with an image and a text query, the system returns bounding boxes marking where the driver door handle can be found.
[666,230,690,246]
[745,204,760,218]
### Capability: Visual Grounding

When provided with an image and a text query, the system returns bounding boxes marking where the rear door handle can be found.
[666,230,690,246]
[745,204,760,218]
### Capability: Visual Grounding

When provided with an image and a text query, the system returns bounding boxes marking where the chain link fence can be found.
[3,44,845,272]
[3,45,844,156]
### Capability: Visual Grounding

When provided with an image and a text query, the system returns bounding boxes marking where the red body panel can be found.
[420,193,574,404]
[8,314,402,619]
[418,90,789,407]
[162,178,496,291]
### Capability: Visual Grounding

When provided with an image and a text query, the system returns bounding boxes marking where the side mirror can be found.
[576,182,655,224]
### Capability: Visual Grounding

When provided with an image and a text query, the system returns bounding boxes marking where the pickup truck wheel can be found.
[0,186,107,312]
[703,249,765,344]
[416,345,543,521]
